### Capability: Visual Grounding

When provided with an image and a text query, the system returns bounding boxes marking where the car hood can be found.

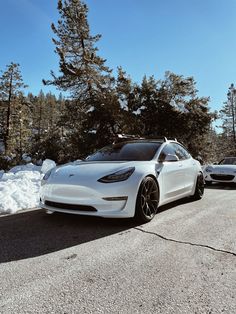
[49,160,148,184]
[206,164,236,172]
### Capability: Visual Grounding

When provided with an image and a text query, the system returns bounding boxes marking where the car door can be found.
[172,143,197,193]
[158,143,186,202]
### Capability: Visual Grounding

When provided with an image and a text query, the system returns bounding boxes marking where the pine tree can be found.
[218,83,236,157]
[0,63,28,154]
[220,84,236,144]
[34,90,45,142]
[115,67,143,135]
[28,91,66,162]
[44,0,118,157]
[127,71,213,158]
[44,0,112,99]
[6,93,32,160]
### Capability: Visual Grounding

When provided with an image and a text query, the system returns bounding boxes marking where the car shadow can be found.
[157,196,195,213]
[204,183,236,190]
[0,209,139,263]
[0,196,197,264]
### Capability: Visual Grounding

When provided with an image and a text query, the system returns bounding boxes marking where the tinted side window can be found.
[173,143,191,160]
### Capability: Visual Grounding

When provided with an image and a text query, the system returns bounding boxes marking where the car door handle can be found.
[179,164,183,167]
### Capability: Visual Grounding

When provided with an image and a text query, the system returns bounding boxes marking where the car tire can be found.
[135,176,159,223]
[192,173,204,200]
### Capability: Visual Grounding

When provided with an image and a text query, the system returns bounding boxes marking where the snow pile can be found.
[0,159,56,215]
[41,159,56,174]
[8,163,41,174]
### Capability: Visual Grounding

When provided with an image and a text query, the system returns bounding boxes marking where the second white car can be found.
[204,157,236,185]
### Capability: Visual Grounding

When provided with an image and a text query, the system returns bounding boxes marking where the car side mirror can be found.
[164,154,179,162]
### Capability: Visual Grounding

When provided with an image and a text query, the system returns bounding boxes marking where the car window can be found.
[173,143,191,160]
[219,157,236,165]
[86,142,162,161]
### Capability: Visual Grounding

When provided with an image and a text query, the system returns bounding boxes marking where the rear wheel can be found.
[135,177,159,223]
[192,173,204,200]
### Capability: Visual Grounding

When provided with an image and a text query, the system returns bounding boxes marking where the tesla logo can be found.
[69,174,75,177]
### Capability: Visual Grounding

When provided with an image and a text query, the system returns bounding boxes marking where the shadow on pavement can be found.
[0,210,139,263]
[0,196,197,263]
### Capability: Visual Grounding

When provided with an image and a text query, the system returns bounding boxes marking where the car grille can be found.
[210,174,235,181]
[45,200,97,212]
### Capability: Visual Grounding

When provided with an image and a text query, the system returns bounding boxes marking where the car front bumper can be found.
[40,178,140,218]
[204,172,236,183]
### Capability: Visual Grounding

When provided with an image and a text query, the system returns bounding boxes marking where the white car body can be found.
[204,157,236,185]
[40,139,203,222]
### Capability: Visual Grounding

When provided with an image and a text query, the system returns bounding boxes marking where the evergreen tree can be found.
[135,74,179,138]
[204,128,223,163]
[44,0,118,157]
[115,67,142,135]
[128,71,214,158]
[44,0,112,99]
[45,92,58,131]
[0,100,7,143]
[34,90,45,142]
[29,91,66,162]
[218,83,236,156]
[220,83,236,144]
[0,63,28,154]
[6,93,32,160]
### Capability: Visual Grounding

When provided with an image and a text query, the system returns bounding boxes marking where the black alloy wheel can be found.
[192,173,204,200]
[135,177,159,223]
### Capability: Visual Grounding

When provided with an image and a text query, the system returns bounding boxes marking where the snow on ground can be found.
[0,159,56,215]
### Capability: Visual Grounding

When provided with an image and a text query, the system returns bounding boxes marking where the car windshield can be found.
[86,142,161,161]
[219,157,236,165]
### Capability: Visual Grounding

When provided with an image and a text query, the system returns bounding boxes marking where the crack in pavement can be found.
[135,227,236,257]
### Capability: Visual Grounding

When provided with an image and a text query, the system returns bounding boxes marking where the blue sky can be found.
[1,0,236,126]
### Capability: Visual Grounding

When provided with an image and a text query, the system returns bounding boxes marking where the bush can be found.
[0,155,15,171]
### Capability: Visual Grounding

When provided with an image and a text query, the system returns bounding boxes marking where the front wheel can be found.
[135,177,159,223]
[192,173,204,200]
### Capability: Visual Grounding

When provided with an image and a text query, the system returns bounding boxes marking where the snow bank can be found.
[0,159,56,215]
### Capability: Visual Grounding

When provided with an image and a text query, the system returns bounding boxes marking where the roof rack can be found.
[112,134,144,144]
[113,134,178,144]
[164,137,178,142]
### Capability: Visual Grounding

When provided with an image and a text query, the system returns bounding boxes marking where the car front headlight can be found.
[41,169,53,185]
[98,167,135,183]
[205,166,213,173]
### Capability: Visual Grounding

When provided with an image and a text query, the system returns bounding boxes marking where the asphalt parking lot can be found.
[0,184,236,314]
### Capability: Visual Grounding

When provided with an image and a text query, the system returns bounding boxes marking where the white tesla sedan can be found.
[204,157,236,185]
[40,137,204,223]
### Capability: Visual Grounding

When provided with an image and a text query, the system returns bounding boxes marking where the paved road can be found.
[0,185,236,314]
